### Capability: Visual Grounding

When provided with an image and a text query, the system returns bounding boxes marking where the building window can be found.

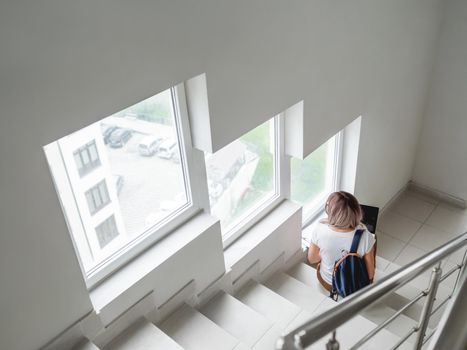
[85,180,110,215]
[74,141,101,177]
[44,87,194,286]
[205,117,278,236]
[290,133,340,222]
[95,215,119,249]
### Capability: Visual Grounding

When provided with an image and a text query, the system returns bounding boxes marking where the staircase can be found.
[64,192,467,350]
[73,254,460,350]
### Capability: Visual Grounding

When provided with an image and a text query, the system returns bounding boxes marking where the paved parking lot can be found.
[105,131,186,237]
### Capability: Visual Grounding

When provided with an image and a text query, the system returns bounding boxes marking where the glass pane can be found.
[74,152,83,171]
[290,136,335,216]
[93,187,103,208]
[103,89,187,237]
[81,148,90,165]
[100,181,110,204]
[88,142,99,163]
[205,118,276,232]
[47,88,190,274]
[85,191,96,214]
[95,216,119,249]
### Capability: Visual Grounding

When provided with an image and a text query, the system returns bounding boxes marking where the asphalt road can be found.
[105,131,187,237]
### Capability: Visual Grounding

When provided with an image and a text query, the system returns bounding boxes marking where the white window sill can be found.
[301,209,326,247]
[89,211,218,312]
[224,199,302,270]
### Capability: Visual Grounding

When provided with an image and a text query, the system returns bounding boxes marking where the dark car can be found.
[109,129,132,148]
[102,125,119,144]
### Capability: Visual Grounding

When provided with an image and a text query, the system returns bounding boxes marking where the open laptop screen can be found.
[360,204,379,234]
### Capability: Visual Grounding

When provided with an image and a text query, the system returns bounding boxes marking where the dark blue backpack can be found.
[331,229,370,300]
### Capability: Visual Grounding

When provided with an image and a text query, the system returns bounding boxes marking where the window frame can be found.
[86,85,204,288]
[300,131,343,228]
[45,84,202,289]
[45,78,346,288]
[220,115,284,248]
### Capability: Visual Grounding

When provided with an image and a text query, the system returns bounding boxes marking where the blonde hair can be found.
[321,191,363,229]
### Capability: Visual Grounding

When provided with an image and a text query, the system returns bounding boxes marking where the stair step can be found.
[251,325,282,350]
[232,343,251,350]
[284,310,314,333]
[159,304,239,350]
[264,272,327,314]
[286,310,409,350]
[200,291,272,347]
[269,265,417,349]
[322,315,410,350]
[360,301,418,339]
[72,340,100,350]
[289,260,390,290]
[284,297,338,334]
[286,261,417,330]
[235,280,301,328]
[286,263,329,297]
[104,318,182,350]
[376,255,392,271]
[251,297,350,350]
[378,263,452,326]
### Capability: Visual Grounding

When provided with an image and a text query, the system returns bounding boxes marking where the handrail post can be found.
[414,263,442,350]
[452,248,467,292]
[326,330,340,350]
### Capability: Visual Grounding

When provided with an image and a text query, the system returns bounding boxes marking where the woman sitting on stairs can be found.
[307,191,376,292]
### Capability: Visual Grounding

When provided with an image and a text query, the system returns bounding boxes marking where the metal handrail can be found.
[426,262,467,350]
[277,231,467,350]
[348,291,425,350]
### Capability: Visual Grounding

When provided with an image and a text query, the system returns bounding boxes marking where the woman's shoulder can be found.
[309,221,331,244]
[356,225,376,247]
[313,221,330,232]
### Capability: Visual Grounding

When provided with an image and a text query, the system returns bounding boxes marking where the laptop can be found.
[360,204,379,234]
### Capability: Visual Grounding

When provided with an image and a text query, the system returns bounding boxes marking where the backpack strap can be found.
[350,229,365,253]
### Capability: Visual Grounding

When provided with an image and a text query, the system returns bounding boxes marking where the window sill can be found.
[224,199,302,270]
[89,211,219,312]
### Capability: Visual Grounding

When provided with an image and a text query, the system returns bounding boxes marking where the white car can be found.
[138,135,162,156]
[157,139,177,159]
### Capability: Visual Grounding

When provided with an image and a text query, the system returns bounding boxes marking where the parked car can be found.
[101,125,119,144]
[172,148,181,163]
[112,174,124,195]
[138,135,163,156]
[157,139,177,159]
[144,195,185,228]
[109,129,132,148]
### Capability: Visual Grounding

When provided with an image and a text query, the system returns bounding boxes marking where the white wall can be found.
[413,0,467,200]
[0,1,443,349]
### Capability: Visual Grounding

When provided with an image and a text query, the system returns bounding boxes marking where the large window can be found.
[44,87,194,286]
[205,117,279,237]
[290,134,340,222]
[44,80,344,285]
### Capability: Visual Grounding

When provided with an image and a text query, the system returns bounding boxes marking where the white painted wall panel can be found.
[0,1,443,349]
[413,0,467,200]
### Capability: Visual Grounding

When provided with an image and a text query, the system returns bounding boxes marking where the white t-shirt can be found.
[310,222,376,284]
